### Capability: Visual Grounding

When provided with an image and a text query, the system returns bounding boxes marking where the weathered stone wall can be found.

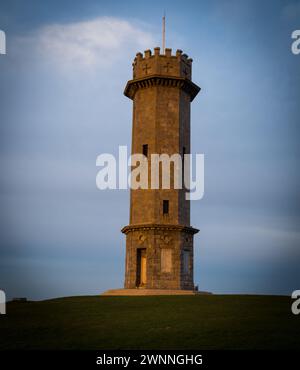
[124,227,194,290]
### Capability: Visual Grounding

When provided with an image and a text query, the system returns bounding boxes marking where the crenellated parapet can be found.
[132,47,193,80]
[125,47,200,102]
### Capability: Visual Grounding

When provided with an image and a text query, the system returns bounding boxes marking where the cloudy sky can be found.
[0,0,299,299]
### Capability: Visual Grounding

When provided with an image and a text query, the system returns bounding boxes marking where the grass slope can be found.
[0,295,299,350]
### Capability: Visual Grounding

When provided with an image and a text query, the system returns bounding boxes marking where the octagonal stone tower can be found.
[121,47,200,291]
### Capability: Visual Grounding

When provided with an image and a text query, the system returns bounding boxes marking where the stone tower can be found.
[121,47,200,291]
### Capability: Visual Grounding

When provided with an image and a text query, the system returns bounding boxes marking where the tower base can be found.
[122,224,199,290]
[101,288,212,296]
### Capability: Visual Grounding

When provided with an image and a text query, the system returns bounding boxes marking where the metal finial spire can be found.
[162,11,166,52]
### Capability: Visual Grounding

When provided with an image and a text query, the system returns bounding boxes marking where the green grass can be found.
[0,295,299,350]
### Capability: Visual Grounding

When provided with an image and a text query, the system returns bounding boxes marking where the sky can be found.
[0,0,299,300]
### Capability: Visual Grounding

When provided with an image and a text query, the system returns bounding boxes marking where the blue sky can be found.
[0,0,299,299]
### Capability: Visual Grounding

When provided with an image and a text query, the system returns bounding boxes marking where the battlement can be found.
[132,47,193,80]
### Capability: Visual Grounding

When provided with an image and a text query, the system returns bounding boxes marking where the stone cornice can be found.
[124,75,201,102]
[121,223,199,235]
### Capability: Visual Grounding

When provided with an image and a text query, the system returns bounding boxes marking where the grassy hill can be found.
[0,294,299,350]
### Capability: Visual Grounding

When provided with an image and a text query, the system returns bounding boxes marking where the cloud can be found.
[14,17,155,70]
